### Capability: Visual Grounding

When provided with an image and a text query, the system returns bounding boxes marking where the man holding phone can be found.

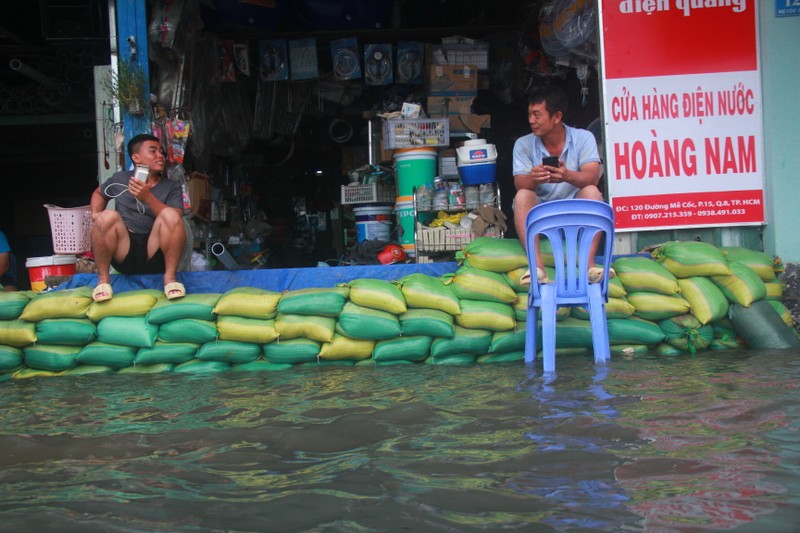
[89,133,187,302]
[512,85,611,284]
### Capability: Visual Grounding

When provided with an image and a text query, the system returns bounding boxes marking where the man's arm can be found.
[547,160,601,189]
[127,179,182,218]
[0,252,9,278]
[90,187,109,221]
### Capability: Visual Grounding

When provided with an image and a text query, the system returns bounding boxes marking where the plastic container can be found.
[353,206,393,243]
[26,255,77,293]
[394,148,437,197]
[456,139,497,185]
[394,201,416,256]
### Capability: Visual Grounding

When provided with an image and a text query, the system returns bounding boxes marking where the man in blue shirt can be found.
[512,85,612,284]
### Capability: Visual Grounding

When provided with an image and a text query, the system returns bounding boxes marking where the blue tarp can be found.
[58,262,460,294]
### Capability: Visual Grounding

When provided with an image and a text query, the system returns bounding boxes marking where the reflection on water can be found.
[1,349,799,531]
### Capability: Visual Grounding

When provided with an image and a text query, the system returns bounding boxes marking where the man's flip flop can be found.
[92,283,113,302]
[520,267,548,285]
[588,267,617,284]
[164,281,186,300]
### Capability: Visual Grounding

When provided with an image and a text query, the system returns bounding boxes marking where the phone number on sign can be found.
[630,211,693,221]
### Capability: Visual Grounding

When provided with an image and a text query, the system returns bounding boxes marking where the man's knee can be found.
[577,185,603,201]
[157,208,184,230]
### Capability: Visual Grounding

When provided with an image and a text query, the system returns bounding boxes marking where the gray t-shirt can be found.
[99,170,183,234]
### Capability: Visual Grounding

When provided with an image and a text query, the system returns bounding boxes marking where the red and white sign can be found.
[599,0,765,231]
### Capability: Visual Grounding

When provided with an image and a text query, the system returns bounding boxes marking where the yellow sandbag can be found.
[217,316,279,344]
[13,367,61,379]
[19,286,94,322]
[676,277,729,325]
[319,333,375,361]
[213,287,282,318]
[0,320,36,348]
[275,313,335,343]
[721,246,776,281]
[710,260,766,307]
[651,241,731,278]
[608,277,627,299]
[627,291,692,321]
[764,278,784,300]
[443,266,517,304]
[396,273,460,316]
[344,278,407,315]
[766,300,794,328]
[504,266,528,292]
[455,237,528,273]
[571,297,636,320]
[86,289,163,321]
[513,293,570,322]
[612,256,680,295]
[455,299,516,331]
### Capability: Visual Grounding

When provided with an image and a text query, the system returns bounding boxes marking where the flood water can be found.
[1,349,799,532]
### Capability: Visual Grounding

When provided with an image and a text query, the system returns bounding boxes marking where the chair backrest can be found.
[525,199,615,305]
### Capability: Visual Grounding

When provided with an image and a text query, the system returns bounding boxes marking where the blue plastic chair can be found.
[524,199,615,372]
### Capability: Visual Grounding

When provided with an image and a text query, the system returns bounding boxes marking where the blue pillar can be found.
[116,0,151,169]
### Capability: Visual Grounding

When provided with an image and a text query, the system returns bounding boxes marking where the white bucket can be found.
[353,205,393,243]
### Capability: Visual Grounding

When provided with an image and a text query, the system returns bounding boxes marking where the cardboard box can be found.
[186,172,211,221]
[427,96,491,134]
[425,64,478,96]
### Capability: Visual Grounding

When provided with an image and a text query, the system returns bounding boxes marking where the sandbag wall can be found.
[0,238,796,379]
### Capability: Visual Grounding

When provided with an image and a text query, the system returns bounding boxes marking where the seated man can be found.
[512,85,613,284]
[0,230,18,291]
[90,133,186,302]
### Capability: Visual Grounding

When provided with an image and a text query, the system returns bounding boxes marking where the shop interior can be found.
[0,0,602,288]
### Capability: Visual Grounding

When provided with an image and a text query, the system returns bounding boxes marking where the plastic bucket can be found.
[26,255,77,293]
[353,205,393,243]
[394,148,436,197]
[395,201,416,256]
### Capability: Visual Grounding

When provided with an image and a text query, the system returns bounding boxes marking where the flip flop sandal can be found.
[588,267,616,284]
[92,283,113,302]
[164,281,186,300]
[520,268,548,285]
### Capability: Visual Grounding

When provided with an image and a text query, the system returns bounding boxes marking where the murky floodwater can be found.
[1,349,799,532]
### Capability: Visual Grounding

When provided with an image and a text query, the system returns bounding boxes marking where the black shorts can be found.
[111,232,166,275]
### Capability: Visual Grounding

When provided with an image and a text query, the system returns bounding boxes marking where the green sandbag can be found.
[766,300,794,328]
[0,320,36,348]
[173,360,230,373]
[24,344,81,372]
[13,367,61,379]
[146,293,221,325]
[711,319,742,349]
[425,353,477,365]
[318,333,375,361]
[552,317,594,348]
[158,318,218,344]
[0,291,33,320]
[304,359,355,367]
[607,317,666,346]
[477,350,525,364]
[277,287,349,317]
[659,314,713,354]
[627,291,692,320]
[134,342,199,365]
[35,318,97,345]
[60,365,114,376]
[231,361,293,372]
[710,260,767,307]
[764,279,784,301]
[608,277,627,299]
[97,316,159,348]
[677,277,729,325]
[651,241,732,278]
[196,341,262,364]
[75,342,137,369]
[505,267,529,292]
[86,289,163,321]
[276,313,335,343]
[118,363,175,374]
[430,326,492,357]
[443,266,517,304]
[263,338,320,364]
[720,246,776,281]
[396,273,461,316]
[455,299,516,331]
[19,286,94,322]
[489,325,526,353]
[455,237,528,273]
[612,256,680,295]
[212,287,282,318]
[728,300,800,349]
[336,302,401,340]
[656,342,685,357]
[0,346,24,371]
[343,278,407,315]
[399,308,454,338]
[216,316,278,344]
[373,336,432,362]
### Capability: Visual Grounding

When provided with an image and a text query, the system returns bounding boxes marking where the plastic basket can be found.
[435,43,490,70]
[382,118,450,149]
[341,183,396,205]
[44,204,93,254]
[416,223,500,252]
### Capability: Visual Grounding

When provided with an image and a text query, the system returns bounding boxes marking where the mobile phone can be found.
[542,156,559,168]
[134,165,149,182]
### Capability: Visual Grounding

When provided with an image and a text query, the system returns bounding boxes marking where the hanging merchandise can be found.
[553,0,597,61]
[289,37,319,80]
[234,43,250,76]
[395,41,424,84]
[364,44,393,86]
[220,40,236,82]
[167,116,191,165]
[259,39,288,81]
[538,2,571,62]
[330,37,362,80]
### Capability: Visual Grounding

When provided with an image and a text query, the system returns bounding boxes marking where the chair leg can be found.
[541,286,557,373]
[525,304,538,364]
[588,284,611,364]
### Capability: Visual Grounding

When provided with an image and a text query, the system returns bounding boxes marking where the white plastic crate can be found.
[44,204,93,254]
[416,223,500,252]
[436,43,490,70]
[341,183,396,205]
[382,118,449,149]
